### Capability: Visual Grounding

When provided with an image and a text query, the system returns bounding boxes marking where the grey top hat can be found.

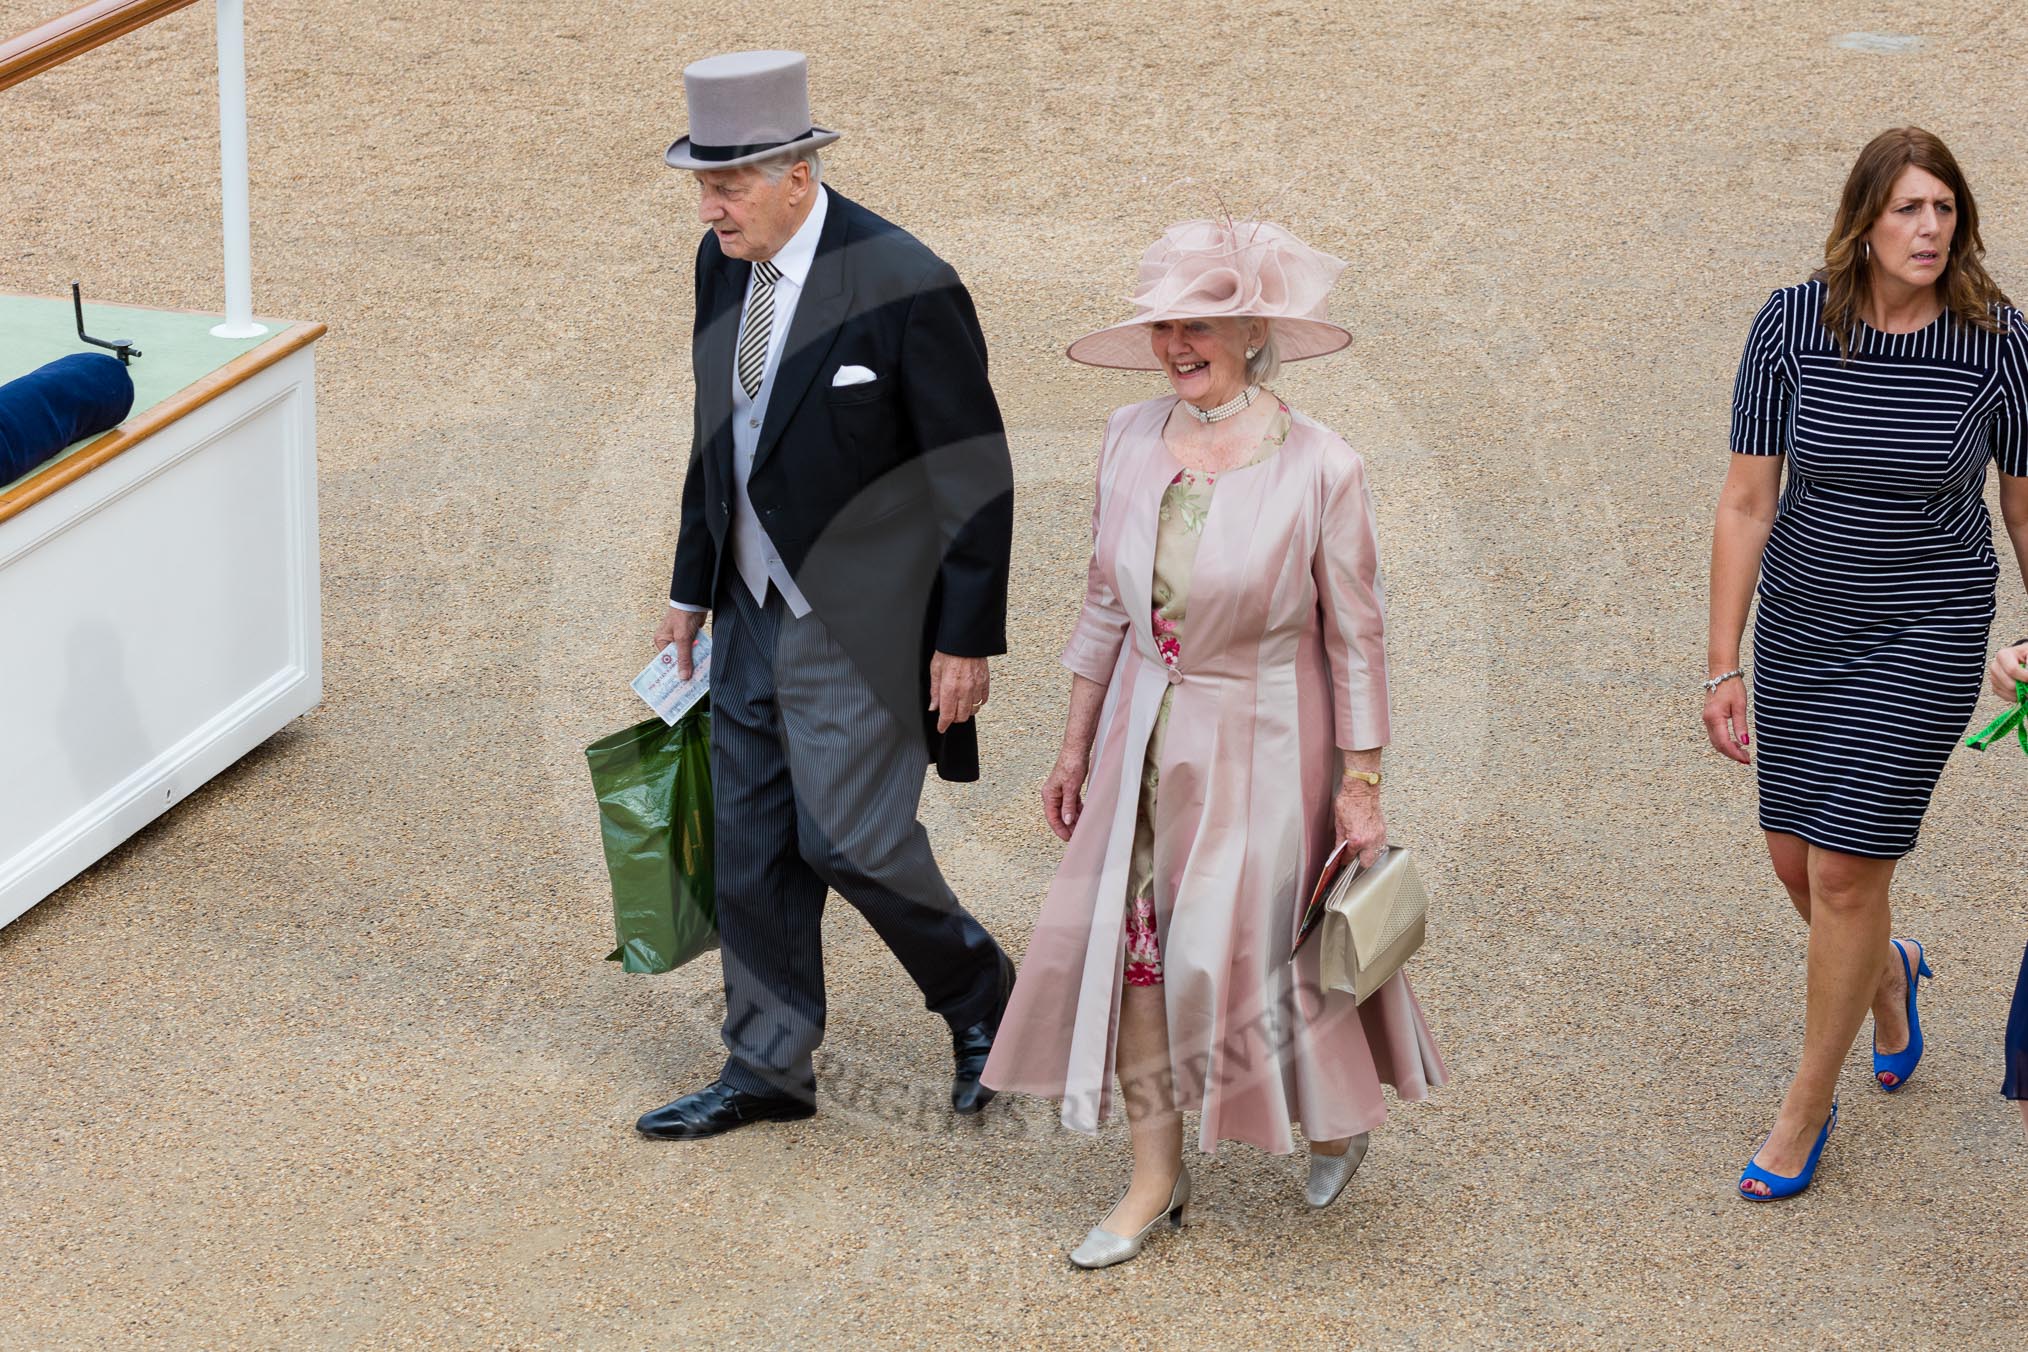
[665,50,841,171]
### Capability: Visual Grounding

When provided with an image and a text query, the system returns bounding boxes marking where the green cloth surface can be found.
[0,293,288,493]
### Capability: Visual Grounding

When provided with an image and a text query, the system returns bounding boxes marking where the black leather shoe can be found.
[635,1080,815,1140]
[951,953,1016,1115]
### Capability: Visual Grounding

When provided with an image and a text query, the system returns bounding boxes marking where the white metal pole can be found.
[211,0,266,338]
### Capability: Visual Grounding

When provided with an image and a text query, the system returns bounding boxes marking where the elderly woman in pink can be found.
[982,220,1445,1269]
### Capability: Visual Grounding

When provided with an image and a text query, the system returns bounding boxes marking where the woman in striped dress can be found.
[1704,127,2028,1200]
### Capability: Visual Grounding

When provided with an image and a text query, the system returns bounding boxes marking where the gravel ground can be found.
[4,2,2027,1347]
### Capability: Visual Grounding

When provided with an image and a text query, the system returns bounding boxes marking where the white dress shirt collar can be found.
[759,186,828,292]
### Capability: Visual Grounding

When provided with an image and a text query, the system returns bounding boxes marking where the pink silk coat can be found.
[982,396,1446,1154]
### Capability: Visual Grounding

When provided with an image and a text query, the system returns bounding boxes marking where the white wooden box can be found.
[0,335,323,927]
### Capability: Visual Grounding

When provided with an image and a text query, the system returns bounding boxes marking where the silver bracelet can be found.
[1703,668,1745,693]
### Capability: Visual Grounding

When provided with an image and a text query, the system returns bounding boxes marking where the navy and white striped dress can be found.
[1732,280,2028,858]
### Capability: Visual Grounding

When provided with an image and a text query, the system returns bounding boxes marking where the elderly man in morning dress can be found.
[639,51,1016,1141]
[982,220,1445,1270]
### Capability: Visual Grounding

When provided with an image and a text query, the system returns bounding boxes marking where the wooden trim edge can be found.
[0,320,327,526]
[0,1,202,94]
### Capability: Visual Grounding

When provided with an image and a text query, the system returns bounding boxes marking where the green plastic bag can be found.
[586,704,717,974]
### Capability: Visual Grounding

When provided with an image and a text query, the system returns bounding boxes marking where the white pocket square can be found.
[831,364,877,387]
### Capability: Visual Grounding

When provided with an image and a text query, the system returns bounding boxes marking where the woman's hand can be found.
[1045,676,1108,842]
[1042,751,1091,841]
[1703,678,1752,764]
[1988,642,2028,698]
[1333,782,1387,867]
[1707,455,1779,766]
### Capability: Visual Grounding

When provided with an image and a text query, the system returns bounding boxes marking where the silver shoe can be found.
[1068,1169,1192,1270]
[1305,1133,1371,1208]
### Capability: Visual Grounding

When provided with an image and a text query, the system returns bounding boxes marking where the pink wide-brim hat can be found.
[1067,219,1351,371]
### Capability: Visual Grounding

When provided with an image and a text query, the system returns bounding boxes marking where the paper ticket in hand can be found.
[632,635,711,725]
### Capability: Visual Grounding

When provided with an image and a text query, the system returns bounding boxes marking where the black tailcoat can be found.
[669,192,1015,780]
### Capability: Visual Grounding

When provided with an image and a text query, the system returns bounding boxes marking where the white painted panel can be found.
[0,348,322,927]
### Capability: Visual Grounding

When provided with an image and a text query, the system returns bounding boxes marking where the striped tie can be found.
[736,259,781,399]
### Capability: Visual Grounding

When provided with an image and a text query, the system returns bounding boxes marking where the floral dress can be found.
[1123,402,1292,985]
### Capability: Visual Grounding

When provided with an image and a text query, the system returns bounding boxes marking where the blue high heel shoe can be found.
[1738,1101,1838,1202]
[1874,938,1933,1093]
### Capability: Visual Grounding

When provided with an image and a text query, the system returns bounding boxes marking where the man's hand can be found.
[928,652,990,734]
[654,606,707,679]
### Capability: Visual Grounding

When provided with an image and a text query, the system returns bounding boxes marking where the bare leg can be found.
[1766,831,1813,924]
[1101,984,1183,1234]
[1745,846,1895,1193]
[1764,832,1911,1085]
[1870,938,1917,1086]
[2019,1101,2028,1138]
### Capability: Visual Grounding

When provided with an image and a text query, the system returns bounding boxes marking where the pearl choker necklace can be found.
[1184,384,1260,424]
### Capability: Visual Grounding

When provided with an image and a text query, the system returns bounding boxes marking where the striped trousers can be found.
[709,580,1008,1101]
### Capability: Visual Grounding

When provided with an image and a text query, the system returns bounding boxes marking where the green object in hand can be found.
[586,705,717,973]
[1966,681,2028,755]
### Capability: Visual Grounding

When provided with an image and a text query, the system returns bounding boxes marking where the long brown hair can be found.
[1815,127,2011,359]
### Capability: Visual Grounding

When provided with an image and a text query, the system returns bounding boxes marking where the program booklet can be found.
[1291,839,1356,962]
[631,635,711,725]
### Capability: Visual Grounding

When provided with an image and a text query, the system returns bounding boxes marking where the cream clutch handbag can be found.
[1293,844,1427,1004]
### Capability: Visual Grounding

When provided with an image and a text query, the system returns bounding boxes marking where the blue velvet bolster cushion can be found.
[0,352,137,484]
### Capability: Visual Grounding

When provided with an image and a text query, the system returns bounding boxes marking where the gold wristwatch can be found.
[1342,769,1382,787]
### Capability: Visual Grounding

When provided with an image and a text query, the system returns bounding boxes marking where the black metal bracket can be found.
[72,283,140,365]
